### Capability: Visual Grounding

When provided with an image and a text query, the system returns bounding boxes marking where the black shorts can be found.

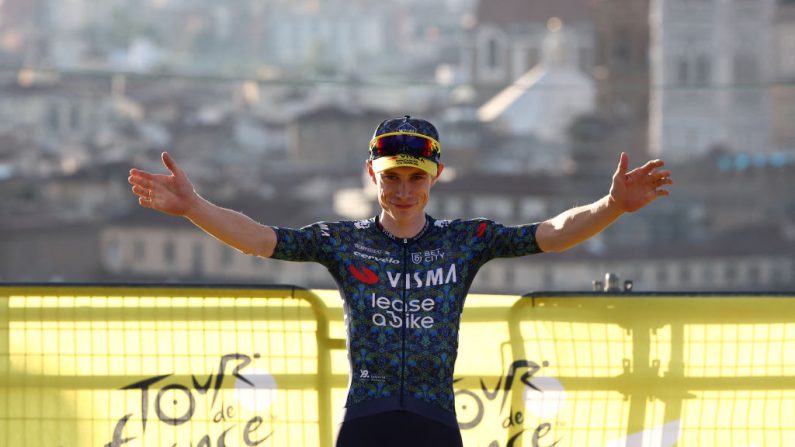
[335,411,464,447]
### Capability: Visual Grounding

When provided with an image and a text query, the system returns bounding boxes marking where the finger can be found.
[138,196,153,208]
[615,152,629,177]
[655,189,670,197]
[639,159,664,176]
[129,169,155,182]
[162,152,183,177]
[128,174,152,189]
[657,177,673,187]
[650,169,672,180]
[131,185,150,198]
[649,172,672,186]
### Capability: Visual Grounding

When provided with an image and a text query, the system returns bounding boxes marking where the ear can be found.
[430,163,444,186]
[366,160,377,185]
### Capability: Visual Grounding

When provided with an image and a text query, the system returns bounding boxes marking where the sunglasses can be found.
[369,132,441,160]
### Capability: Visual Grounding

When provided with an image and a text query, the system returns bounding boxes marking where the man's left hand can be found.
[609,152,673,213]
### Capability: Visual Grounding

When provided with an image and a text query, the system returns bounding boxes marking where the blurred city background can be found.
[1,0,794,292]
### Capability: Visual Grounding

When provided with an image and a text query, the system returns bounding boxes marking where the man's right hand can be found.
[129,152,197,217]
[128,151,278,257]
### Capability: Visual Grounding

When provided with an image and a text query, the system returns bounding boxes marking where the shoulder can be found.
[436,217,497,227]
[304,218,376,238]
[431,217,499,236]
[298,218,372,229]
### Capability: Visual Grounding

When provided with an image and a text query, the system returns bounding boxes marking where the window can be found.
[221,246,234,266]
[613,30,631,66]
[543,267,554,289]
[695,54,711,83]
[488,38,500,69]
[770,265,782,285]
[679,265,691,285]
[70,104,81,130]
[505,267,515,288]
[747,265,760,286]
[105,238,122,270]
[724,262,737,284]
[579,46,591,73]
[134,239,145,259]
[163,241,175,265]
[527,47,540,70]
[193,243,204,276]
[780,31,795,76]
[479,28,507,80]
[702,266,714,286]
[677,56,689,84]
[656,266,669,284]
[48,104,60,131]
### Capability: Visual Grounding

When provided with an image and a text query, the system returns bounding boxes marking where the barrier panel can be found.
[491,293,795,447]
[0,285,345,447]
[2,286,795,446]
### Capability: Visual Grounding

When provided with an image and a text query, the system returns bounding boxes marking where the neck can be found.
[378,211,427,239]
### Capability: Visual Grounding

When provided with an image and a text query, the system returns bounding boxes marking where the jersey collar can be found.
[375,214,433,243]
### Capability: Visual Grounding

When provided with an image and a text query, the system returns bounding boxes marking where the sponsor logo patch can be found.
[354,251,400,264]
[369,292,436,329]
[411,248,445,264]
[387,264,457,289]
[354,220,372,230]
[349,265,378,284]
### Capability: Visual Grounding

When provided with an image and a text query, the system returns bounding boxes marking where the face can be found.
[367,162,443,224]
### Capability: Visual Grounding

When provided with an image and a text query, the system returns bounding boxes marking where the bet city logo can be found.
[411,248,445,264]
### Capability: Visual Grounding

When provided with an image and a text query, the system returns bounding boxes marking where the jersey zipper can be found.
[400,237,408,407]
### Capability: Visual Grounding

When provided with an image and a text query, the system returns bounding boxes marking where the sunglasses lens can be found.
[372,135,438,159]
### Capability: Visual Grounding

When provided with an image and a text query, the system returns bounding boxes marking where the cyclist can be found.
[128,116,672,447]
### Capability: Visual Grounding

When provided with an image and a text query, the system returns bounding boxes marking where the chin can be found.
[390,206,420,218]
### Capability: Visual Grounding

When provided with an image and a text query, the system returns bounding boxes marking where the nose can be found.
[396,180,410,197]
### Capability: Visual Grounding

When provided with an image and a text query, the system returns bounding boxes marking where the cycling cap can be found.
[369,115,441,177]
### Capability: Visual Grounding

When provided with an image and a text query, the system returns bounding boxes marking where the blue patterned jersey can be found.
[270,215,542,428]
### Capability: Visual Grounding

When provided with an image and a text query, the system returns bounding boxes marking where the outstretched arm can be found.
[535,152,672,253]
[128,152,277,257]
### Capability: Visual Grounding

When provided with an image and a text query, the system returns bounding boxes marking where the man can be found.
[128,116,672,446]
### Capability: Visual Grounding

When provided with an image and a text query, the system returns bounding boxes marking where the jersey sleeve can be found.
[466,219,543,264]
[487,221,543,258]
[269,222,333,264]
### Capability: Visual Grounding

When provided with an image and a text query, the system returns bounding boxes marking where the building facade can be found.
[466,0,595,102]
[649,0,776,161]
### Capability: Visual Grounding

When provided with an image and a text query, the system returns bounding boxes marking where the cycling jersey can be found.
[271,214,542,428]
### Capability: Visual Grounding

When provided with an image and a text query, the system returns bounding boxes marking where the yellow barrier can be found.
[0,285,345,447]
[2,286,795,446]
[498,293,795,447]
